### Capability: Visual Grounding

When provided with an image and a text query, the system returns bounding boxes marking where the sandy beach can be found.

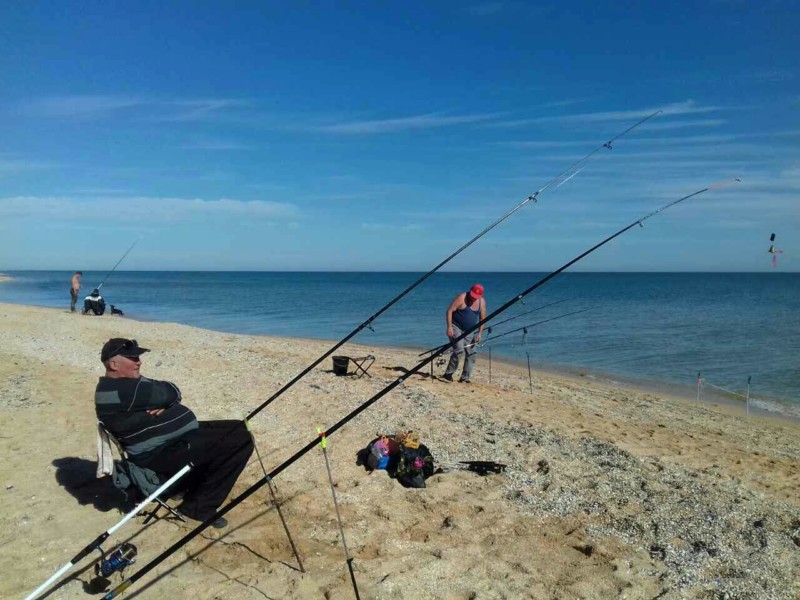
[2,303,799,600]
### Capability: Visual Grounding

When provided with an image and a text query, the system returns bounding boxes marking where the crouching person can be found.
[95,338,253,528]
[83,289,106,315]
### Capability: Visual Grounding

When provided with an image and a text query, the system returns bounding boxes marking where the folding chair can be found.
[98,423,185,525]
[332,355,376,378]
[350,355,376,378]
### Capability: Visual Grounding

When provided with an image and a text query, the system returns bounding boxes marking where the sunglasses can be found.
[121,354,141,363]
[109,339,140,361]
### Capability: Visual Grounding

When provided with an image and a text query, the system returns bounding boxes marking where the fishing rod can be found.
[480,308,592,346]
[97,238,140,290]
[427,307,591,356]
[418,298,571,357]
[27,112,662,600]
[102,178,740,600]
[240,111,661,423]
[487,298,571,333]
[24,465,190,600]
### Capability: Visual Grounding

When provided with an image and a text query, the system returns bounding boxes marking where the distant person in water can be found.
[443,283,486,383]
[70,271,83,313]
[83,288,106,316]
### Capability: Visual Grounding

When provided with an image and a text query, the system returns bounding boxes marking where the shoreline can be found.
[2,302,799,598]
[3,300,798,423]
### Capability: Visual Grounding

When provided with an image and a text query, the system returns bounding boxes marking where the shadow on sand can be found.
[52,457,129,513]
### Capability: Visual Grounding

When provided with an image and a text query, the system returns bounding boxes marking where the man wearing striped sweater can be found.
[95,338,253,527]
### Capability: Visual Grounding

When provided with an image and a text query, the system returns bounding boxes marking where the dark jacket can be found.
[95,376,199,462]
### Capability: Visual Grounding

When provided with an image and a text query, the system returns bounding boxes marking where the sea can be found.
[1,271,798,417]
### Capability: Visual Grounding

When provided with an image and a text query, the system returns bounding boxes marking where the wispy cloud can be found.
[317,112,500,134]
[0,158,60,174]
[16,95,249,122]
[157,99,251,122]
[464,2,553,18]
[178,139,255,150]
[505,131,742,149]
[19,95,143,118]
[0,196,298,222]
[465,2,507,16]
[491,100,727,128]
[637,119,726,131]
[361,222,426,232]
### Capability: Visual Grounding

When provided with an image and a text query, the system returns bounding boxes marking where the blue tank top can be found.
[453,301,481,330]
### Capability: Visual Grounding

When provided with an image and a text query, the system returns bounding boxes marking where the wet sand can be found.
[2,303,799,599]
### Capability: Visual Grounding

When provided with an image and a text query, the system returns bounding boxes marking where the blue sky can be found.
[0,1,797,272]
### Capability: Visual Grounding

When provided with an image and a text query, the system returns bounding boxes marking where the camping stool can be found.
[332,355,376,379]
[99,422,186,525]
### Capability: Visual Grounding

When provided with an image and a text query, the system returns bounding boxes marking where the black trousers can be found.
[139,420,254,521]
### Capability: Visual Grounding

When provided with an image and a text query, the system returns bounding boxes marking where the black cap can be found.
[101,338,150,363]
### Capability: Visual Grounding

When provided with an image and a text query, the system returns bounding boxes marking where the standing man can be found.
[70,271,82,313]
[95,338,254,527]
[443,283,486,383]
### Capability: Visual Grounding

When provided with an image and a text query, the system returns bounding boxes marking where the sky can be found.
[0,1,797,272]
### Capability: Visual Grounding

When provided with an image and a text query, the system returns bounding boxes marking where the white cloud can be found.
[0,196,298,222]
[178,139,255,151]
[361,222,426,232]
[0,159,60,174]
[20,95,143,118]
[16,95,249,121]
[318,112,500,134]
[491,100,726,128]
[636,119,726,131]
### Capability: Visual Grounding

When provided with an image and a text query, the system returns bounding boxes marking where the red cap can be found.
[469,283,484,299]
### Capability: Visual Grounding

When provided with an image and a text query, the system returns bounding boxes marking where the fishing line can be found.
[97,238,141,290]
[101,177,739,599]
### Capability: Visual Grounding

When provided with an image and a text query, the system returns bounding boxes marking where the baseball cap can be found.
[101,338,150,363]
[469,283,484,298]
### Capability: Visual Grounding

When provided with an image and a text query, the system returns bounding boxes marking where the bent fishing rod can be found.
[242,110,661,422]
[419,297,571,356]
[447,307,594,353]
[97,238,140,290]
[102,177,740,600]
[479,307,593,347]
[28,112,659,600]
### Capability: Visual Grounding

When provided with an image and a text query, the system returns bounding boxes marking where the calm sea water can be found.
[1,271,798,415]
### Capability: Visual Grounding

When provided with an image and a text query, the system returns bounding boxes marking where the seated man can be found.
[95,338,253,527]
[83,288,106,315]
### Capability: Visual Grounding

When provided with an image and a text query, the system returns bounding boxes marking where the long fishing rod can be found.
[241,111,661,422]
[418,298,571,357]
[97,238,140,290]
[24,465,190,600]
[102,178,739,600]
[487,298,571,333]
[428,307,591,355]
[480,307,592,346]
[28,112,662,600]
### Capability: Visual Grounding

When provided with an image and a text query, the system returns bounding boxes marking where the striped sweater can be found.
[95,376,199,462]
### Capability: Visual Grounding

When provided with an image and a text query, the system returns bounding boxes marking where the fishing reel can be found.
[86,543,137,593]
[96,543,137,578]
